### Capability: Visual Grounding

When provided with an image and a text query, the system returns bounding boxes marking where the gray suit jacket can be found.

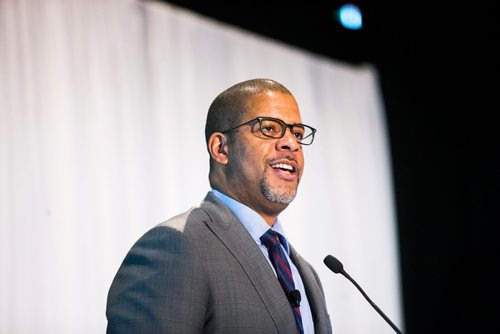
[106,192,332,333]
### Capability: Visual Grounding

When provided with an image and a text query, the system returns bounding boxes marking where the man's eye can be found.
[294,131,304,139]
[262,125,277,133]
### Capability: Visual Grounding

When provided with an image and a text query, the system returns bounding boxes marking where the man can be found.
[106,78,332,333]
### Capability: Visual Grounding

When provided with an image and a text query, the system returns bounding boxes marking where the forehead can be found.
[245,91,302,123]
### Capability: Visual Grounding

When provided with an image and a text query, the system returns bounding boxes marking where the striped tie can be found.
[260,229,304,334]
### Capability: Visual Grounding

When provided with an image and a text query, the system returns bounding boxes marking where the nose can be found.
[276,127,300,151]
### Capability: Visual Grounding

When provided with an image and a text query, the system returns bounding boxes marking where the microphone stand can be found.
[324,255,402,334]
[340,269,402,334]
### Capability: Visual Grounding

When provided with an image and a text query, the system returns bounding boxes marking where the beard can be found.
[259,173,297,205]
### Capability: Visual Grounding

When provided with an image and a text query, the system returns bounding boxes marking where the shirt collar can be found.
[210,189,290,254]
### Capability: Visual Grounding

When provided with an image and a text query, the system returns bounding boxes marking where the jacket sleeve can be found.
[106,225,208,334]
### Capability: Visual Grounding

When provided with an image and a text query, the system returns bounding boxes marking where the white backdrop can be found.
[0,0,403,333]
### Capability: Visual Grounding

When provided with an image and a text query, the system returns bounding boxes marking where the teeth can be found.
[272,163,293,171]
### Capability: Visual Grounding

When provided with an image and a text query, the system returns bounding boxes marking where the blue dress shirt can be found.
[211,189,315,334]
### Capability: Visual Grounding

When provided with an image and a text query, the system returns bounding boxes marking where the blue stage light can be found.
[337,4,363,30]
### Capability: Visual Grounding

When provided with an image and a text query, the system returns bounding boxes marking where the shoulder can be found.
[156,206,210,233]
[127,206,210,257]
[107,206,215,302]
[152,191,229,236]
[110,201,212,271]
[107,206,214,332]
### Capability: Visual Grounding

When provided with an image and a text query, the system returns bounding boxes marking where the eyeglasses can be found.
[220,116,317,145]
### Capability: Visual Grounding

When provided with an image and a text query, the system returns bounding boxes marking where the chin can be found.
[261,186,297,205]
[260,173,299,205]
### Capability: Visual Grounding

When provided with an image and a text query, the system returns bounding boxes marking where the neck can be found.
[261,213,278,227]
[240,199,288,227]
[212,186,285,227]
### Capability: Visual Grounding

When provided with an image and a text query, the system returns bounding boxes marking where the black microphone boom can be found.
[323,255,402,334]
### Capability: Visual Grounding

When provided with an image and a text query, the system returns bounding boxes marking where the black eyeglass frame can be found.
[220,116,317,145]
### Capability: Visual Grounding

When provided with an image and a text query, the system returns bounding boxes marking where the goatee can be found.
[259,174,297,204]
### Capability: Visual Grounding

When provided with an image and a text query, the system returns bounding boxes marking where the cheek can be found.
[230,143,263,173]
[297,154,305,177]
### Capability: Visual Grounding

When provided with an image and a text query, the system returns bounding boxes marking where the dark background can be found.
[158,1,498,332]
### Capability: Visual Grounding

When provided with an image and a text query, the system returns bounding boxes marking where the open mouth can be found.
[269,158,299,182]
[271,163,295,174]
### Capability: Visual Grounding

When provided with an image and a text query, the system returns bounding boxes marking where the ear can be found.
[208,132,229,165]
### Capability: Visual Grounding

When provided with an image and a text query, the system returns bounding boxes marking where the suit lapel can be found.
[290,245,330,334]
[200,193,296,334]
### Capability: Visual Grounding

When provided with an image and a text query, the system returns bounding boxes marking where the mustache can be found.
[266,155,298,164]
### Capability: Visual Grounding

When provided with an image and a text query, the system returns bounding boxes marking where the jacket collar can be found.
[200,192,297,333]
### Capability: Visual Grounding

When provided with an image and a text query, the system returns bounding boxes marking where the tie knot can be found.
[260,229,282,249]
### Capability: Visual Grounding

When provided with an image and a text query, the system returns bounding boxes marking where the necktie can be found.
[260,229,304,334]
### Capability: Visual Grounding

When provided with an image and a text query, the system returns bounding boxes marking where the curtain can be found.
[0,0,402,332]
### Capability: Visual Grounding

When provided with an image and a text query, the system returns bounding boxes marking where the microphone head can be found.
[324,255,344,274]
[288,289,301,307]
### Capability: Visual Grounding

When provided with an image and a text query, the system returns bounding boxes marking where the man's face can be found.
[225,91,305,216]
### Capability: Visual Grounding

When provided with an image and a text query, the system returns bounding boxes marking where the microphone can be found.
[288,289,301,307]
[324,255,402,334]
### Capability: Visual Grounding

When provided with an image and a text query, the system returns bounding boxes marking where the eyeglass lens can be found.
[259,118,313,144]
